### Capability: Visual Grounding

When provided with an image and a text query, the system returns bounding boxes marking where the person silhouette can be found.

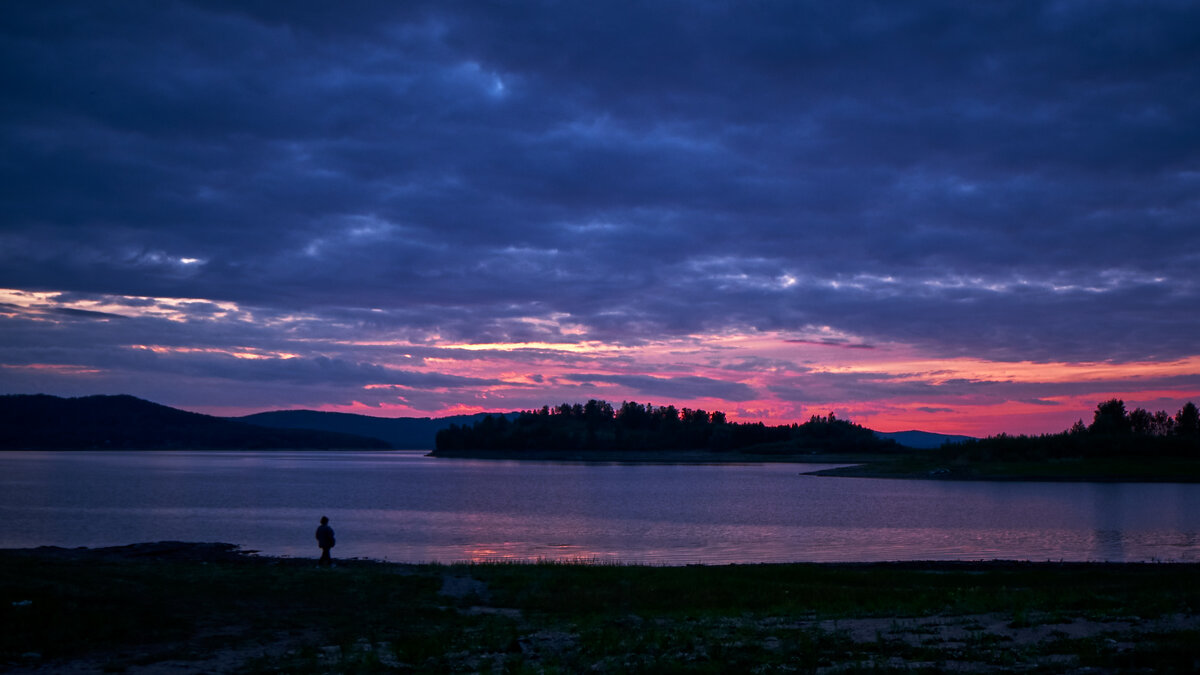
[315,516,335,567]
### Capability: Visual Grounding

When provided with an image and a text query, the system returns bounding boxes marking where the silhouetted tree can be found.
[937,398,1200,461]
[1129,408,1153,435]
[1152,410,1176,436]
[1090,399,1130,435]
[1177,402,1200,436]
[583,399,614,421]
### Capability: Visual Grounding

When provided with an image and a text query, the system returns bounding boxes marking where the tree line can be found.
[939,399,1200,461]
[1081,399,1199,437]
[434,400,900,454]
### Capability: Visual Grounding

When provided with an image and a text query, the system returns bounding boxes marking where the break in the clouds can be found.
[2,1,1198,434]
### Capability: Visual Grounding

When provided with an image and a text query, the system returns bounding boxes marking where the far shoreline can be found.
[803,456,1200,483]
[429,448,1200,483]
[426,448,883,464]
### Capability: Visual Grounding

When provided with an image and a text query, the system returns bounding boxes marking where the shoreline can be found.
[805,459,1200,483]
[11,540,1200,567]
[18,543,1200,569]
[431,448,1200,483]
[427,448,890,464]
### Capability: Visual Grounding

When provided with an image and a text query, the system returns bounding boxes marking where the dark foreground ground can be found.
[4,543,1200,674]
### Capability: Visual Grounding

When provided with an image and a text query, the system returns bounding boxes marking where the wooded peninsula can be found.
[434,398,1200,481]
[818,398,1200,481]
[433,400,901,459]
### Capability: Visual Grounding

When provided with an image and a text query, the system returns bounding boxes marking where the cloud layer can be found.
[2,1,1198,433]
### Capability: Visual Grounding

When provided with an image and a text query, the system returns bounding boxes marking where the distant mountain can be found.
[875,429,975,449]
[0,393,971,452]
[0,394,389,450]
[236,410,518,449]
[239,407,969,452]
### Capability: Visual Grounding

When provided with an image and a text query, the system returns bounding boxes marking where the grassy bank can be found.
[4,543,1200,673]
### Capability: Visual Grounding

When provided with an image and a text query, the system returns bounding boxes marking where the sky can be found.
[2,1,1199,436]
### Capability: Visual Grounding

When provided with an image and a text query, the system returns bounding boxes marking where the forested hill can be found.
[875,430,975,449]
[236,410,516,449]
[0,394,388,450]
[937,398,1200,460]
[813,399,1200,482]
[433,400,902,455]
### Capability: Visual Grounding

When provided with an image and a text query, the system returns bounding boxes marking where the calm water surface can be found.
[3,450,1200,564]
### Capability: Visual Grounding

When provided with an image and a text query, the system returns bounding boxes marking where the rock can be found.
[319,645,342,664]
[439,574,490,601]
[518,630,579,656]
[375,642,403,668]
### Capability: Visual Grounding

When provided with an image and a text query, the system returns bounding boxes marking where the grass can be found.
[471,560,1200,618]
[4,547,1200,672]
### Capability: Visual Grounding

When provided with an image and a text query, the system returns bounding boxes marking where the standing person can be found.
[315,516,335,567]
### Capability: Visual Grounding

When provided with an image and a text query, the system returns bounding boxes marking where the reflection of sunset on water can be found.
[459,544,624,564]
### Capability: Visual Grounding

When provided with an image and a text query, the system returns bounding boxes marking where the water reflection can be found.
[3,451,1200,564]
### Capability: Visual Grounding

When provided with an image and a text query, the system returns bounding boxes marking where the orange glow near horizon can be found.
[274,333,1200,436]
[4,287,1197,438]
[808,355,1200,384]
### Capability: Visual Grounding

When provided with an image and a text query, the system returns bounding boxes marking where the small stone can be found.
[375,643,402,668]
[319,645,342,664]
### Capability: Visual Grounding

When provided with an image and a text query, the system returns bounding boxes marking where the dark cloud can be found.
[560,374,757,402]
[716,356,808,374]
[1,1,1198,420]
[50,307,130,321]
[1022,398,1062,407]
[786,340,876,351]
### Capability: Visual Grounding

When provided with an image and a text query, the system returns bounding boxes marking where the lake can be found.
[3,450,1200,564]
